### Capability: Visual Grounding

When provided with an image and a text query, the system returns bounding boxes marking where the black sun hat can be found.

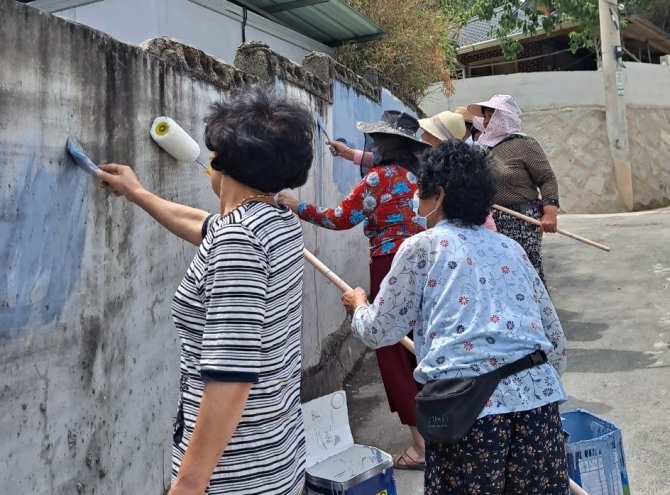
[356,111,431,149]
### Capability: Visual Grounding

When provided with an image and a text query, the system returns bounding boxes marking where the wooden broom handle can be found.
[302,248,415,354]
[569,479,590,495]
[492,204,610,252]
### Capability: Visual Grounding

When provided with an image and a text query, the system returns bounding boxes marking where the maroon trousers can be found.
[369,253,422,426]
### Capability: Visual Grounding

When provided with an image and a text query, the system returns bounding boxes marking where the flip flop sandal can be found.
[392,448,425,471]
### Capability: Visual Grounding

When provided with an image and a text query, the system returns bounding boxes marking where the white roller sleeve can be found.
[150,116,200,163]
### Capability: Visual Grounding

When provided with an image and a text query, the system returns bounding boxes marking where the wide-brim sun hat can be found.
[454,106,475,124]
[356,110,430,149]
[467,94,522,117]
[418,111,466,141]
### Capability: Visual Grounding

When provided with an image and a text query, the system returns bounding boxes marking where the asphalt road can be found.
[345,207,670,494]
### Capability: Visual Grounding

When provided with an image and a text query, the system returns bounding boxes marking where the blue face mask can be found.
[412,193,437,229]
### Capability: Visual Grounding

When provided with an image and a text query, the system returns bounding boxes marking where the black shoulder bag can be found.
[416,350,548,444]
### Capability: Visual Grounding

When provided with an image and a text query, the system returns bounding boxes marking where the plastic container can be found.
[302,391,397,495]
[561,408,631,495]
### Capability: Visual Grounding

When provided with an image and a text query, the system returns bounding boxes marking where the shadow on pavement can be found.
[556,308,609,342]
[567,347,657,373]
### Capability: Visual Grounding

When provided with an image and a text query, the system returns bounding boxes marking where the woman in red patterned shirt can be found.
[278,110,430,470]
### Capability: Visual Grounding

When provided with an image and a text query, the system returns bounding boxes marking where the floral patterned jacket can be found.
[297,165,423,257]
[352,219,568,417]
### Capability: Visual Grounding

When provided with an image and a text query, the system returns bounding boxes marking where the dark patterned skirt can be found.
[492,205,546,286]
[370,253,422,426]
[424,403,569,495]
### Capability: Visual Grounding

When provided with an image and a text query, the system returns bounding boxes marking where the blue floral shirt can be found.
[352,220,568,418]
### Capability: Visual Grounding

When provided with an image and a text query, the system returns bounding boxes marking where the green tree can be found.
[439,0,670,60]
[439,1,602,59]
[336,0,458,103]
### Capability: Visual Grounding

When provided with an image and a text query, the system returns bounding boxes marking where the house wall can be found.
[28,0,334,63]
[420,63,670,213]
[0,1,420,492]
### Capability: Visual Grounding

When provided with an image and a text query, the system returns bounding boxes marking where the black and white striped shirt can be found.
[171,202,305,494]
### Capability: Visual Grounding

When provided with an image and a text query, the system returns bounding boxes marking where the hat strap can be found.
[431,116,454,141]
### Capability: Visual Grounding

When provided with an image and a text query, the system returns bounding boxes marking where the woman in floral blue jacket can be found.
[342,140,569,494]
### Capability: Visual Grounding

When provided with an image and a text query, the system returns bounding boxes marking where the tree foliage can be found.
[438,0,670,60]
[336,0,458,103]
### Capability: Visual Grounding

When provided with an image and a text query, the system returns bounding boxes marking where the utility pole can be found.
[599,0,633,210]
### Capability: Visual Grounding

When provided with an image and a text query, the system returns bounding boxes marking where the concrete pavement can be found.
[345,207,670,494]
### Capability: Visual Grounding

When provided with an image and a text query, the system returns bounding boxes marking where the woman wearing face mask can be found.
[468,94,560,286]
[328,111,497,232]
[342,140,569,494]
[278,110,431,470]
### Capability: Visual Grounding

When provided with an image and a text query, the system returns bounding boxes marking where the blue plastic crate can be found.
[561,408,630,495]
[305,445,397,495]
[302,391,397,495]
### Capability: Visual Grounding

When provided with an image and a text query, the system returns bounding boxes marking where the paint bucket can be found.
[561,409,631,495]
[302,391,398,495]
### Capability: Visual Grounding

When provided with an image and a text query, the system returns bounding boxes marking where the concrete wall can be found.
[0,1,420,492]
[420,64,670,213]
[29,0,333,63]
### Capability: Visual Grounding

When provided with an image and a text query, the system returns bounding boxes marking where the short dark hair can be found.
[204,84,313,193]
[418,140,496,226]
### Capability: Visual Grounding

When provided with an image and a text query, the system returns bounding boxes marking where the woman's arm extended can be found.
[97,163,209,245]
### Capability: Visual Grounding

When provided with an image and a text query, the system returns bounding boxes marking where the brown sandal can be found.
[392,447,425,471]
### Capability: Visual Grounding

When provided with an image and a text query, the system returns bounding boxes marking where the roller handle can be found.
[302,248,415,354]
[569,479,589,495]
[492,204,611,252]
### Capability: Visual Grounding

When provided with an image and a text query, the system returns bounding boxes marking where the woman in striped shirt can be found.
[96,85,314,494]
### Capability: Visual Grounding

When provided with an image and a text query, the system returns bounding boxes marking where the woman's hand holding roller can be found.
[97,163,145,202]
[342,287,368,314]
[328,140,355,161]
[540,205,558,233]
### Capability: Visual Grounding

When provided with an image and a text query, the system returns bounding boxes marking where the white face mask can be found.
[412,192,438,229]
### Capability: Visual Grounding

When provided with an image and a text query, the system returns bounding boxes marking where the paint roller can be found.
[147,119,412,350]
[150,117,209,172]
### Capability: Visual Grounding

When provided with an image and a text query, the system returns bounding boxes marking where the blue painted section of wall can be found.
[330,82,417,196]
[0,144,88,337]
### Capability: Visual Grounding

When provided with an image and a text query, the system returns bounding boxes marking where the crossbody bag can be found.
[416,350,548,444]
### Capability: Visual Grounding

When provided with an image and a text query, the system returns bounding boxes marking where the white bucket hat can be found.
[467,94,522,117]
[418,111,466,141]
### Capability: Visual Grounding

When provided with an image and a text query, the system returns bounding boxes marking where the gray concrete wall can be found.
[29,0,333,63]
[0,1,420,492]
[420,64,670,213]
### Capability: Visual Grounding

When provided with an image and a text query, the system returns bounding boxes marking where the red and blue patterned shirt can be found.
[297,165,423,257]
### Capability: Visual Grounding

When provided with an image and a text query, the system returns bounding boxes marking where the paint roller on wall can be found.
[150,117,209,172]
[147,117,415,353]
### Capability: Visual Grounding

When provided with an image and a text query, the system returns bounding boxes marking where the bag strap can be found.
[494,350,548,380]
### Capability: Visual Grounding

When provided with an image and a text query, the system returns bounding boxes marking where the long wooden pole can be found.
[302,248,415,354]
[492,204,611,252]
